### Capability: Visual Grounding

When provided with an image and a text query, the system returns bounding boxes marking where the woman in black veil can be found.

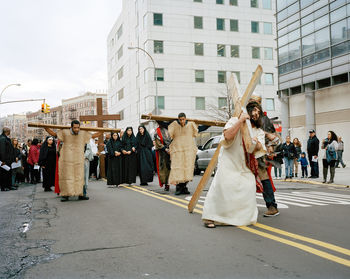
[136,125,154,186]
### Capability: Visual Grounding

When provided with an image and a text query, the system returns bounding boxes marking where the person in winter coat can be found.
[11,138,22,188]
[292,138,302,177]
[0,127,16,191]
[321,131,338,184]
[282,136,297,179]
[38,136,57,191]
[307,129,320,178]
[28,138,41,184]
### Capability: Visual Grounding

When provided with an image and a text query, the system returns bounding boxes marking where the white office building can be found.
[107,0,279,132]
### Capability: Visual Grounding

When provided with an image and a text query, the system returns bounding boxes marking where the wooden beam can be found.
[79,115,121,121]
[141,114,226,127]
[28,123,120,133]
[187,65,263,213]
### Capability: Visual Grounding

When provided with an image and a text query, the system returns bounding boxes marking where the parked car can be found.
[194,135,221,175]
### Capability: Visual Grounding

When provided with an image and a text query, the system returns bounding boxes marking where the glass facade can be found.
[277,1,350,77]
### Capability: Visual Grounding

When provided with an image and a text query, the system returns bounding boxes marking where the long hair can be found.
[328,131,338,143]
[293,138,301,147]
[246,101,263,128]
[11,138,18,148]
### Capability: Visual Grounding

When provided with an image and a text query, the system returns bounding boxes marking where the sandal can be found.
[204,222,216,228]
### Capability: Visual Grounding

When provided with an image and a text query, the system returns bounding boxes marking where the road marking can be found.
[122,184,350,267]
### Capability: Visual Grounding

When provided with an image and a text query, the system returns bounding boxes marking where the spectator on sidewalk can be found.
[336,136,346,168]
[321,131,338,184]
[282,136,297,179]
[0,127,16,191]
[28,139,41,184]
[307,129,320,178]
[298,152,309,178]
[11,138,22,188]
[293,138,302,178]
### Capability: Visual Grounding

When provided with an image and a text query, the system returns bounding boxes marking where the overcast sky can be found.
[0,0,122,117]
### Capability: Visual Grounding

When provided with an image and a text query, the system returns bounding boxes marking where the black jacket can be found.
[0,133,15,165]
[307,135,319,157]
[282,142,297,159]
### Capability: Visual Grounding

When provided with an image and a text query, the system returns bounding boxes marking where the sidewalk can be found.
[278,165,349,188]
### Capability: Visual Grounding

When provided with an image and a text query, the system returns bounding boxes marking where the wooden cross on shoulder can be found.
[188,65,263,213]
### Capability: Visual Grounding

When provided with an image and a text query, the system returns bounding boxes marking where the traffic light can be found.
[41,103,45,113]
[45,104,50,113]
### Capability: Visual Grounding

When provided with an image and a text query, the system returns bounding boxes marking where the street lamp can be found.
[0,83,21,103]
[128,46,159,115]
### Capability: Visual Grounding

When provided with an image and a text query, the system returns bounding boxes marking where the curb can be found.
[279,178,349,188]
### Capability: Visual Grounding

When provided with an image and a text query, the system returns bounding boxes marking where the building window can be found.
[117,45,123,59]
[265,98,275,111]
[262,0,271,9]
[118,88,124,100]
[155,68,164,81]
[230,19,239,31]
[217,44,226,57]
[117,67,124,80]
[194,42,204,55]
[153,13,163,26]
[251,0,258,8]
[195,97,205,110]
[155,96,165,109]
[252,47,260,59]
[217,18,225,30]
[218,71,226,83]
[119,110,124,120]
[264,47,273,60]
[263,22,272,34]
[231,45,239,57]
[117,25,123,39]
[231,71,240,83]
[230,0,238,6]
[195,70,205,82]
[331,19,347,45]
[154,40,163,53]
[194,0,202,2]
[216,0,224,4]
[251,21,259,33]
[194,16,203,29]
[218,97,227,108]
[265,73,274,85]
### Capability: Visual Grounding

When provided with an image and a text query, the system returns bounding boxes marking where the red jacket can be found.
[28,145,40,166]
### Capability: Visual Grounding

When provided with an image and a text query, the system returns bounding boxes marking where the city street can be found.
[1,175,349,279]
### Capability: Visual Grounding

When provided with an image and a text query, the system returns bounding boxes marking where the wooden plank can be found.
[187,65,263,213]
[187,143,222,213]
[28,122,120,133]
[79,115,121,121]
[141,114,226,127]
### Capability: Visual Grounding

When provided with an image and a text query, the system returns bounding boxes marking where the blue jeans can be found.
[284,158,293,178]
[274,166,282,178]
[262,179,277,208]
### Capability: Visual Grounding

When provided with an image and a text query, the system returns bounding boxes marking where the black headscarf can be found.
[106,132,122,157]
[136,125,153,149]
[122,127,137,151]
[38,136,56,166]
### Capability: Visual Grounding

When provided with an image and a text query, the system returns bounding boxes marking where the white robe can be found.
[202,117,259,226]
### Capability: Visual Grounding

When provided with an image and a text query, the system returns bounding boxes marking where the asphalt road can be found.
[1,175,349,279]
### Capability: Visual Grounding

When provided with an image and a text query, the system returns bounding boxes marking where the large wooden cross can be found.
[79,98,121,178]
[187,65,263,213]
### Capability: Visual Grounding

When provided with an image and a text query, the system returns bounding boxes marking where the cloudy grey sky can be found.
[0,0,122,117]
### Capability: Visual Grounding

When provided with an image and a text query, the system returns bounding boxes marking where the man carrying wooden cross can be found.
[44,120,103,202]
[202,100,266,228]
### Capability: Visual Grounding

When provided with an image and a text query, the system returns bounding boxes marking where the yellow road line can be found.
[239,226,350,267]
[131,185,204,209]
[254,223,350,256]
[123,184,350,267]
[122,185,202,214]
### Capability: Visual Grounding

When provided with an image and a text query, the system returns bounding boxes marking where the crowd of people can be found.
[0,105,347,228]
[271,130,346,182]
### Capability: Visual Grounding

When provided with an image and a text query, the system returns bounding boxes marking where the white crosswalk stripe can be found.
[189,191,350,209]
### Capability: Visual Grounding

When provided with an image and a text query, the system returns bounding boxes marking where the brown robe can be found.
[168,121,198,184]
[57,129,91,196]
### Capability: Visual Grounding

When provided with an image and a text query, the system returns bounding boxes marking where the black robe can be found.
[39,143,57,190]
[121,130,138,184]
[106,139,123,186]
[136,128,154,184]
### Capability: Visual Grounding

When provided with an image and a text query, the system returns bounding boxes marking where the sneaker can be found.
[78,196,89,200]
[264,206,279,217]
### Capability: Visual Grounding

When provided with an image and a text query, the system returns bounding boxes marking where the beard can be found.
[250,117,262,128]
